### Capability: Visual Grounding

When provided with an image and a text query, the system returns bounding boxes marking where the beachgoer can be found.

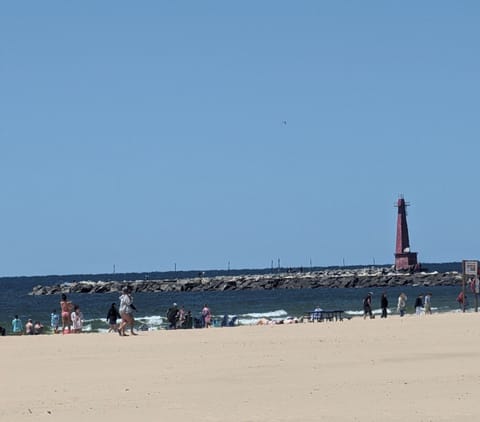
[50,310,59,333]
[397,293,407,317]
[33,321,44,335]
[60,294,73,333]
[12,315,22,334]
[177,306,186,329]
[380,293,388,318]
[457,291,468,312]
[311,306,323,322]
[184,311,193,329]
[202,304,212,328]
[106,303,121,332]
[71,305,84,333]
[25,319,34,335]
[414,294,424,315]
[363,293,373,319]
[424,293,432,314]
[118,287,137,336]
[166,303,179,329]
[0,326,5,336]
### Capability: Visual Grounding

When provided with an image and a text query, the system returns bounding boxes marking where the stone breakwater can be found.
[30,269,463,295]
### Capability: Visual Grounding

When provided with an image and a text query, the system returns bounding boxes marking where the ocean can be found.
[0,274,470,334]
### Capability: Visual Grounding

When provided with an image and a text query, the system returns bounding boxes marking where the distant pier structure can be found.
[394,196,418,271]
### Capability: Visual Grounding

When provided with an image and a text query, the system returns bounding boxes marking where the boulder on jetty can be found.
[29,268,462,295]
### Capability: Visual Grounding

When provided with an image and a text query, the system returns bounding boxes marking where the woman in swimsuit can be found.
[60,293,73,333]
[118,287,137,336]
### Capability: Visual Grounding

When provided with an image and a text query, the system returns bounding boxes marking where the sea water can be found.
[0,276,469,333]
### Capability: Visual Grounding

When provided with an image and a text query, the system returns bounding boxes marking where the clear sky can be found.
[1,2,479,276]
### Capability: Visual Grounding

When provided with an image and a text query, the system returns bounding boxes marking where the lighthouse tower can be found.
[394,196,418,271]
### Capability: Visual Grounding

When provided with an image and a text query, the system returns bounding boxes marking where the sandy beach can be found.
[2,312,480,421]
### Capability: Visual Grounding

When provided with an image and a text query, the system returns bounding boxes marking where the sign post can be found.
[463,260,478,312]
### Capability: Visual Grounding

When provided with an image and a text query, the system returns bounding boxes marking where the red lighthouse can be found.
[394,196,418,271]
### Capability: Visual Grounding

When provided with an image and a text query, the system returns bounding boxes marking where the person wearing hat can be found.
[118,286,137,336]
[363,293,373,319]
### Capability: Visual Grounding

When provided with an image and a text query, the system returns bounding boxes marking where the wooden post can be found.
[475,277,479,312]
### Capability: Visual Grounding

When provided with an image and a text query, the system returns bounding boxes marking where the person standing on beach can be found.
[50,310,59,333]
[424,293,432,314]
[414,294,424,315]
[166,303,179,330]
[380,293,388,318]
[363,293,373,319]
[118,287,137,336]
[106,303,121,332]
[12,315,22,334]
[397,293,407,317]
[71,305,84,333]
[60,294,73,333]
[25,319,34,335]
[202,304,212,328]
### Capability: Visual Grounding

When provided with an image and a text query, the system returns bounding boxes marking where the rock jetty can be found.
[30,268,462,295]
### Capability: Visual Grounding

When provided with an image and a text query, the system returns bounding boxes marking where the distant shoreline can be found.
[30,268,463,295]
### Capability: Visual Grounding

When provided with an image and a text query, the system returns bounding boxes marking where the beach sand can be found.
[2,312,480,421]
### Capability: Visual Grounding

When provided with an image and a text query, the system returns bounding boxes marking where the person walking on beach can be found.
[424,293,432,315]
[380,293,388,318]
[363,293,373,319]
[202,304,212,328]
[118,287,137,336]
[12,315,22,334]
[397,293,407,317]
[60,294,73,333]
[50,310,59,333]
[414,294,424,315]
[106,303,121,332]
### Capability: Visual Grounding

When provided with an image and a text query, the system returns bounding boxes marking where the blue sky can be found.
[1,2,479,276]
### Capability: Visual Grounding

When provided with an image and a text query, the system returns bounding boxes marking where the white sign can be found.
[464,260,478,276]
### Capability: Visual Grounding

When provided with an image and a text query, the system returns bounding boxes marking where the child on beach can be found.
[71,305,84,333]
[106,303,121,332]
[457,291,468,312]
[50,310,59,333]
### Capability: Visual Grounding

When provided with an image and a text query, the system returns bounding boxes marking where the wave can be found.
[240,310,288,318]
